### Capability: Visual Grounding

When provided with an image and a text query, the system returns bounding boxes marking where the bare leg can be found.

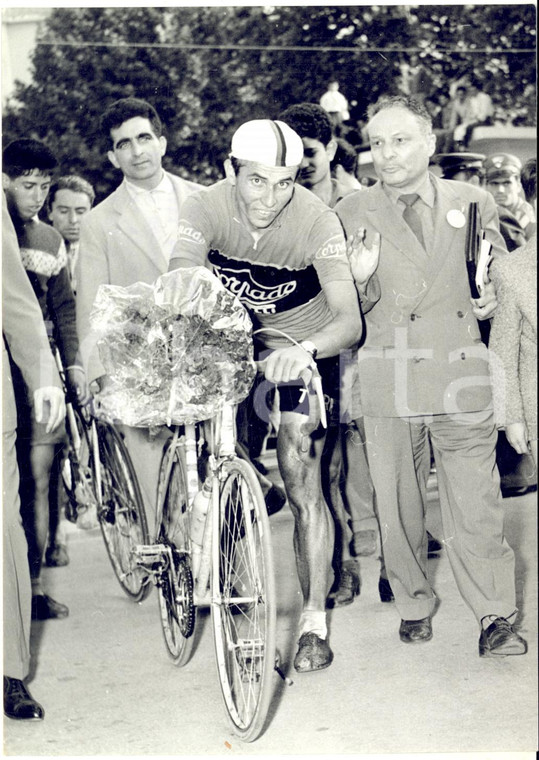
[277,411,334,612]
[22,444,56,586]
[45,447,69,566]
[321,426,361,607]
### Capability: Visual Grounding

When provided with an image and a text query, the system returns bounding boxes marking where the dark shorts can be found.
[11,363,66,447]
[256,355,341,425]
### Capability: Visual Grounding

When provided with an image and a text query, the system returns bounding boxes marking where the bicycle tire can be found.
[156,441,197,666]
[61,404,97,523]
[95,420,151,602]
[211,457,276,742]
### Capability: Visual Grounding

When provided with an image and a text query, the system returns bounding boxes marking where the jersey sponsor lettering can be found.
[316,236,347,259]
[208,249,321,315]
[178,222,207,246]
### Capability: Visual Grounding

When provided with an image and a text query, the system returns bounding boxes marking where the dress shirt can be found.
[125,172,179,266]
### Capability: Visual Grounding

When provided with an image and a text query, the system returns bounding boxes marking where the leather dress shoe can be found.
[4,677,44,720]
[427,531,442,557]
[45,543,69,567]
[294,632,333,672]
[31,594,69,620]
[378,576,395,603]
[351,529,377,557]
[399,617,433,643]
[328,560,360,608]
[479,617,527,657]
[264,484,287,517]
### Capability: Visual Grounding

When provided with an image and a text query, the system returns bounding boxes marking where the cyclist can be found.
[169,119,370,672]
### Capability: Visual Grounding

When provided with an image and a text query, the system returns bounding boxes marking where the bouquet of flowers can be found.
[90,267,256,426]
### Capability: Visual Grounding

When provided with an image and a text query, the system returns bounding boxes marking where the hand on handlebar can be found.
[257,344,315,384]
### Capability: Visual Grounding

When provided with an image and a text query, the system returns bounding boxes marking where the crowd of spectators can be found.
[3,83,536,724]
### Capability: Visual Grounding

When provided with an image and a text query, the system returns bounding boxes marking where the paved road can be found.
[3,477,537,757]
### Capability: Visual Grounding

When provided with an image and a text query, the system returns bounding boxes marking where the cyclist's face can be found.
[108,116,166,189]
[231,162,297,231]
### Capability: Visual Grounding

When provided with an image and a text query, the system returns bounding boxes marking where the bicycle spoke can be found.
[156,442,196,666]
[96,422,150,602]
[212,458,276,742]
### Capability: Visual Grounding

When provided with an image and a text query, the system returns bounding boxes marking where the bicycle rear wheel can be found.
[95,420,151,602]
[156,441,196,666]
[211,458,276,742]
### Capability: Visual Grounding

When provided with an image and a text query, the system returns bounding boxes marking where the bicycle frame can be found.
[145,404,238,603]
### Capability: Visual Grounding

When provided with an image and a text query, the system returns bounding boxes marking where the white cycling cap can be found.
[230,119,303,167]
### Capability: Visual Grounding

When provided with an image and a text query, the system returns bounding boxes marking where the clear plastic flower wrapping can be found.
[90,267,256,426]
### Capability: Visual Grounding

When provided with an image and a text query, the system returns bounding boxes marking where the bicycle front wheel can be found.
[61,404,97,524]
[156,441,196,666]
[211,458,276,743]
[95,420,151,602]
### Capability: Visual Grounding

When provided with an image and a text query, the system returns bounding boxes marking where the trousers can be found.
[3,427,32,680]
[363,411,517,623]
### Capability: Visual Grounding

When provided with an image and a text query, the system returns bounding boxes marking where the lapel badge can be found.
[446,209,466,228]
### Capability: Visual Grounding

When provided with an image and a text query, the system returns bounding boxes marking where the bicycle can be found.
[53,346,151,602]
[133,401,276,742]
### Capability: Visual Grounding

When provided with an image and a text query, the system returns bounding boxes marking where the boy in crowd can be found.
[2,138,86,620]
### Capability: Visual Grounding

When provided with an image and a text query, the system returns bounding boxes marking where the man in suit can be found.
[3,193,66,720]
[335,95,527,657]
[76,98,202,531]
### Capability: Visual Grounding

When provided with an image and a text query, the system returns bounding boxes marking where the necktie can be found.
[399,193,425,248]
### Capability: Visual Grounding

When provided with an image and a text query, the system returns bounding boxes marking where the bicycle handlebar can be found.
[252,327,327,429]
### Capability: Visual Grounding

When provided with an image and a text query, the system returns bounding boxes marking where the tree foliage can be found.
[3,5,535,201]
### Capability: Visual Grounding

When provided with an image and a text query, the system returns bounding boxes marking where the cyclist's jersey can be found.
[173,180,353,347]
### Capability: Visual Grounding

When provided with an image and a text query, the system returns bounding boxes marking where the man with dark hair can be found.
[336,94,526,657]
[76,98,202,530]
[330,138,362,201]
[100,97,164,146]
[48,175,95,293]
[168,118,368,672]
[2,138,83,620]
[279,103,338,206]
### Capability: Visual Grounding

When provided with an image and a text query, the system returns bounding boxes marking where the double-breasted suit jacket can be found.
[336,173,508,419]
[76,171,202,385]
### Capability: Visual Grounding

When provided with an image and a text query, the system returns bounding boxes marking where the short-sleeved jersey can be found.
[174,180,353,347]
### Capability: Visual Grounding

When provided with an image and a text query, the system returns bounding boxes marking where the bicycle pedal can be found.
[133,544,169,568]
[236,640,264,682]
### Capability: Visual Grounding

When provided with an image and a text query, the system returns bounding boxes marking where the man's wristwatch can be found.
[299,340,318,360]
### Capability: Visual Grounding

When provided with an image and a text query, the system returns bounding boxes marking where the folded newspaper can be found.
[90,267,256,426]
